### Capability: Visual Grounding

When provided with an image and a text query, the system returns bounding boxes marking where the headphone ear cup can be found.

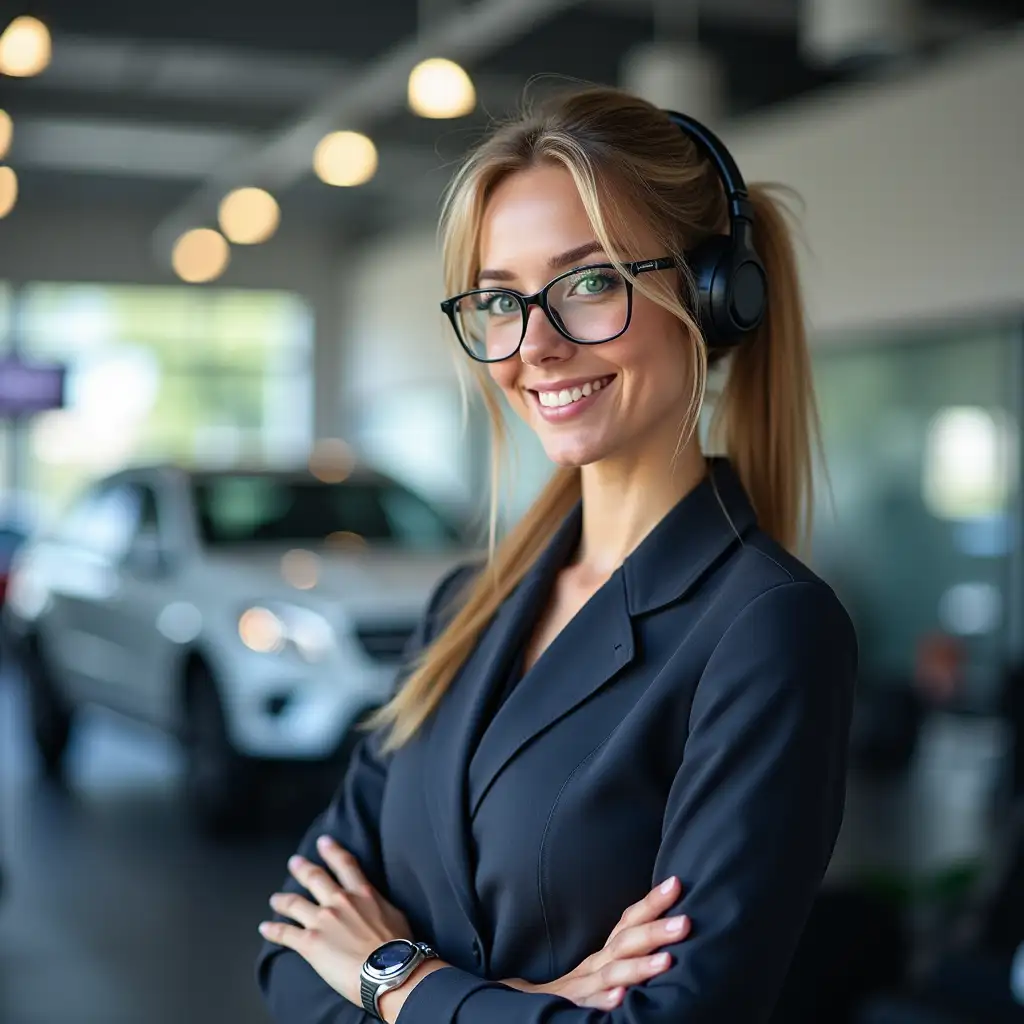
[685,235,733,349]
[686,236,767,349]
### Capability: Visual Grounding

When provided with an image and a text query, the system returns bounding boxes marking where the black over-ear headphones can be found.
[662,110,767,348]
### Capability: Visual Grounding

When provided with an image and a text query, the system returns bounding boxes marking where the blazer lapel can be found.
[467,568,635,818]
[421,505,581,934]
[466,458,757,817]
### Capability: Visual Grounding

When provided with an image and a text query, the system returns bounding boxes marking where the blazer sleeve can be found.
[397,579,858,1024]
[256,561,481,1024]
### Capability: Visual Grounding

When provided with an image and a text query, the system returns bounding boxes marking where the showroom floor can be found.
[0,668,327,1024]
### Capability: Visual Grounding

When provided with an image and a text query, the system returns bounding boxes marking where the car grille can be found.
[353,623,417,664]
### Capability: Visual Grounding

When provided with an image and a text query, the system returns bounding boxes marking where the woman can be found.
[256,86,857,1023]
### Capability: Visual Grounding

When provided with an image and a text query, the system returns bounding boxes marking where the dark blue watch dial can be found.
[368,940,415,973]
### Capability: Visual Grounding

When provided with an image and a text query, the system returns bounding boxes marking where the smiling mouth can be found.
[526,374,616,419]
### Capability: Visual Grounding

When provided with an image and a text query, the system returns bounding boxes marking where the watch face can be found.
[367,940,415,975]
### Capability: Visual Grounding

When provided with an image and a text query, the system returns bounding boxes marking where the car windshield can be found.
[191,475,461,550]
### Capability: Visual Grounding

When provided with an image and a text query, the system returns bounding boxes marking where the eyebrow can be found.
[477,240,606,284]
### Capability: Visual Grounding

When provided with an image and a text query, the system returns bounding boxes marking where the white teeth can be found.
[536,377,609,408]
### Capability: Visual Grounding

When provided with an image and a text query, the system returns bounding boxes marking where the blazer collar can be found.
[623,456,757,615]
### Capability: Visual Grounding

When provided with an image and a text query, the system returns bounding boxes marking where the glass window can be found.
[191,474,461,550]
[13,282,313,517]
[811,322,1021,710]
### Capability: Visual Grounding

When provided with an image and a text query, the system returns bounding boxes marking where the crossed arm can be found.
[256,579,857,1024]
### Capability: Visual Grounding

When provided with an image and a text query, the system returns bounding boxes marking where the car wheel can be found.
[183,665,256,838]
[23,641,74,779]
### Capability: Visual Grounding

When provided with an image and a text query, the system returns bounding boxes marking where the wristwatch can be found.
[360,939,437,1020]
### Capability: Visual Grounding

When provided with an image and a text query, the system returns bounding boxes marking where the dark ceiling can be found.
[1,0,1021,246]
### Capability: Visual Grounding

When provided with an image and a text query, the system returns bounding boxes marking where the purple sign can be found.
[0,356,67,416]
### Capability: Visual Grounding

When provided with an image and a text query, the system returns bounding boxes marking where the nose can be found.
[519,303,574,366]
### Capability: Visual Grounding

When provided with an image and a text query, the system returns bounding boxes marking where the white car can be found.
[4,465,473,833]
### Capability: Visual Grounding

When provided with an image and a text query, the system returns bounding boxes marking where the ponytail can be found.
[710,184,820,554]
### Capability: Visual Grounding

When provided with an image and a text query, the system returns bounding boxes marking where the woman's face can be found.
[478,163,691,469]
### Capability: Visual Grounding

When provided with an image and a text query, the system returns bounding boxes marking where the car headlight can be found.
[237,602,336,663]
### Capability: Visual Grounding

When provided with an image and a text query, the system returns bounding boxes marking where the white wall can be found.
[727,29,1024,334]
[339,230,478,509]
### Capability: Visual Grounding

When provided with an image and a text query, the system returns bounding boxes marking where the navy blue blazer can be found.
[257,458,857,1023]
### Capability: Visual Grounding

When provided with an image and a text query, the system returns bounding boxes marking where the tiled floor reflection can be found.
[0,668,331,1024]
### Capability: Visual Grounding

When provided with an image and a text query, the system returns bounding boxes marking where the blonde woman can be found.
[257,86,857,1024]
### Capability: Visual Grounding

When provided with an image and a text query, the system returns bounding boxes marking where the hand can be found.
[502,876,689,1010]
[259,835,413,1006]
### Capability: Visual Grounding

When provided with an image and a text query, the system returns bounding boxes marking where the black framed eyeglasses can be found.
[440,256,676,363]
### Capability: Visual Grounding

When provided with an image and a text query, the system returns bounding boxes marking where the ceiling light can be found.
[408,58,476,119]
[0,16,52,78]
[218,186,280,244]
[0,166,17,219]
[0,110,11,161]
[171,228,230,284]
[313,131,378,187]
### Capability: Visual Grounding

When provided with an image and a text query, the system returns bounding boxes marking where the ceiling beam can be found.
[595,0,798,29]
[8,35,346,104]
[151,0,586,255]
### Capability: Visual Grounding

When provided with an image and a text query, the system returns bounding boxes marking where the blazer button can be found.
[471,939,482,965]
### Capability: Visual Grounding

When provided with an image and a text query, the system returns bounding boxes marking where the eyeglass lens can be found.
[452,265,630,361]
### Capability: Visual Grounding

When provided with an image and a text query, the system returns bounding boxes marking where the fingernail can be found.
[665,915,688,934]
[660,877,677,894]
[651,953,671,968]
[317,835,335,850]
[606,989,623,1005]
[258,922,272,936]
[288,855,304,870]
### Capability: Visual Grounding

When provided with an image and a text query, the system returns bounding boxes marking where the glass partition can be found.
[811,321,1022,710]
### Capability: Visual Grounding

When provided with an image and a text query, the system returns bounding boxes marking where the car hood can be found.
[199,545,476,620]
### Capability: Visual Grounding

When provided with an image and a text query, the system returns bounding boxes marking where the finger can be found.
[316,836,372,896]
[269,891,320,929]
[259,918,312,953]
[577,986,626,1010]
[288,855,347,908]
[607,915,690,961]
[608,877,681,941]
[597,952,674,991]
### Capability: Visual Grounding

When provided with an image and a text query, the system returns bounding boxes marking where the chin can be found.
[540,436,614,468]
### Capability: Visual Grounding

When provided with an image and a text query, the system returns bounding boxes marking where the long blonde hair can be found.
[368,86,819,750]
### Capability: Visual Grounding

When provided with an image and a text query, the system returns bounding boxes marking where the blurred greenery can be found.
[2,282,313,519]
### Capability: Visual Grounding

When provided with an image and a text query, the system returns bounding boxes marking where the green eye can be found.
[475,293,518,316]
[568,270,621,298]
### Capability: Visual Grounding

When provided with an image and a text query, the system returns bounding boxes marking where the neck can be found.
[575,436,708,580]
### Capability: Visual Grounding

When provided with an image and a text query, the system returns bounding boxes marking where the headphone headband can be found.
[662,110,752,224]
[659,109,766,346]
